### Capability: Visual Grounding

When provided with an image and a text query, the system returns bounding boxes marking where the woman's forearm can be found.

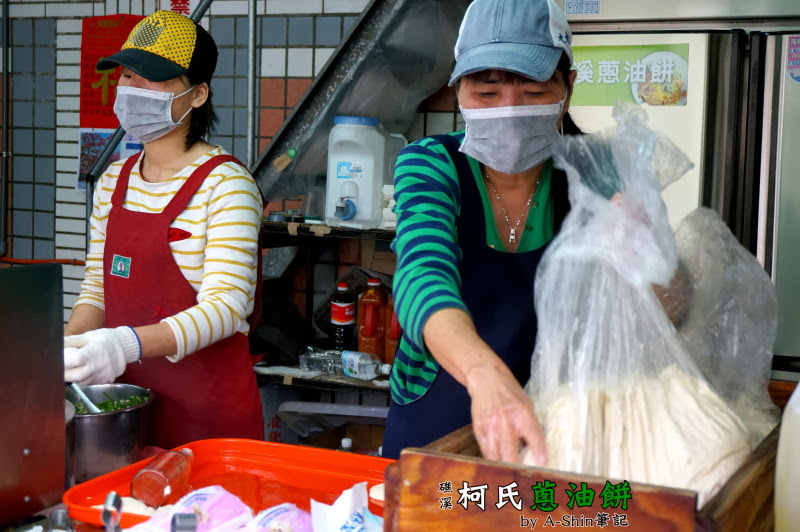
[422,307,512,388]
[64,304,105,336]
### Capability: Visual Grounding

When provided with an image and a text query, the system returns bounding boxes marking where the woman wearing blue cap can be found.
[383,0,580,464]
[384,0,687,463]
[63,11,264,449]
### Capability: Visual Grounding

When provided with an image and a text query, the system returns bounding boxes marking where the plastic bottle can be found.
[384,295,401,365]
[330,281,356,351]
[775,385,800,532]
[130,448,194,508]
[298,347,392,381]
[357,278,387,361]
[338,437,353,452]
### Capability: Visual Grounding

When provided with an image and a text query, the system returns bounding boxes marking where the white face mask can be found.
[459,98,565,174]
[113,85,195,144]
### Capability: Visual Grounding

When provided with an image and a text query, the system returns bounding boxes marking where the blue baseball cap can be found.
[448,0,573,86]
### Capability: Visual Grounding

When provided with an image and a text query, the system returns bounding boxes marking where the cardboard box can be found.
[303,423,385,455]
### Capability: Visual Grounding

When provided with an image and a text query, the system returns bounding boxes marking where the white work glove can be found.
[64,326,142,385]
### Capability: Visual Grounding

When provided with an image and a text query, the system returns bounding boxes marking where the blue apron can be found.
[382,135,569,459]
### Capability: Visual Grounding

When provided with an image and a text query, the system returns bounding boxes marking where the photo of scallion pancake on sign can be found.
[631,51,688,106]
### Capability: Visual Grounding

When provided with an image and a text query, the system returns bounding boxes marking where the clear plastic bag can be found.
[674,207,780,446]
[523,103,752,506]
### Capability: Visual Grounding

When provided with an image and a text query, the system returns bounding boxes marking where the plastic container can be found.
[62,439,393,529]
[775,385,800,532]
[299,347,391,381]
[384,295,401,365]
[130,448,194,508]
[357,278,388,360]
[325,116,406,229]
[330,281,356,351]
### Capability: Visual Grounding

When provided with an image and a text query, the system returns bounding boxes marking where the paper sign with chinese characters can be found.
[79,14,144,129]
[78,15,144,188]
[571,44,690,106]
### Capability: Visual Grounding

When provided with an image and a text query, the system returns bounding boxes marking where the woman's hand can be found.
[465,362,548,465]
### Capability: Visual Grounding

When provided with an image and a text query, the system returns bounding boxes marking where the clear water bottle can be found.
[299,346,391,381]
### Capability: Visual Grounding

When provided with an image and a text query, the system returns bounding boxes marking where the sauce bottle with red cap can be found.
[357,278,387,361]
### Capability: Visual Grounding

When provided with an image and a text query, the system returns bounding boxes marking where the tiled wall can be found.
[8,17,57,262]
[1,0,462,323]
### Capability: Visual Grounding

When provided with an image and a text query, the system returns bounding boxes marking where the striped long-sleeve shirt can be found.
[389,131,554,404]
[75,146,263,361]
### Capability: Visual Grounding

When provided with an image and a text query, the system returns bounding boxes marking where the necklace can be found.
[483,167,539,244]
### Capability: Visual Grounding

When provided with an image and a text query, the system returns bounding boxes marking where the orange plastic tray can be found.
[62,438,394,529]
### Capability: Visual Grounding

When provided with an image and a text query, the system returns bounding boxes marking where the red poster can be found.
[80,14,144,129]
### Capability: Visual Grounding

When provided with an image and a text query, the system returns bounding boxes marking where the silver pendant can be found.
[509,228,516,244]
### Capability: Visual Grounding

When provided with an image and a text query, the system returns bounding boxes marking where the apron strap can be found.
[161,154,244,220]
[110,152,143,208]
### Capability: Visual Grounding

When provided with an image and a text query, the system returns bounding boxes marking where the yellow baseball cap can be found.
[97,10,217,83]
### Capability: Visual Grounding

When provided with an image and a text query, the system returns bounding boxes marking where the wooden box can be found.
[383,380,796,531]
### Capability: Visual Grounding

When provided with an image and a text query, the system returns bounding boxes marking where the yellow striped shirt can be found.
[75,146,263,361]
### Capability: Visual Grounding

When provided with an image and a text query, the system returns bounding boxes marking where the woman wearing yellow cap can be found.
[64,11,264,449]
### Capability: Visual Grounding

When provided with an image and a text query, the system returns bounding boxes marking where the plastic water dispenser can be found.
[325,116,406,229]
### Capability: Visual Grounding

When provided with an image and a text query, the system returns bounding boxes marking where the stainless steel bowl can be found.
[65,383,154,483]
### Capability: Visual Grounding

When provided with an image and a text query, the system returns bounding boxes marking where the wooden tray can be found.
[383,380,796,531]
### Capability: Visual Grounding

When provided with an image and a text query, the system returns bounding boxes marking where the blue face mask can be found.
[113,85,195,144]
[459,98,565,174]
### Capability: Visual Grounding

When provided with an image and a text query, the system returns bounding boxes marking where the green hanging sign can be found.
[570,44,690,107]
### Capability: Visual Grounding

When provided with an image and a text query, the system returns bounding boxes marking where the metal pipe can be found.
[83,0,216,247]
[1,0,9,256]
[246,0,256,168]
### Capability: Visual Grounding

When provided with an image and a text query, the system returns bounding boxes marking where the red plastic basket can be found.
[62,438,393,528]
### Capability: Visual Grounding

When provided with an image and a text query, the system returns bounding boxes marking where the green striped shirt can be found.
[389,131,554,404]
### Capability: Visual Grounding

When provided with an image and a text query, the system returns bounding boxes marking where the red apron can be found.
[104,153,263,449]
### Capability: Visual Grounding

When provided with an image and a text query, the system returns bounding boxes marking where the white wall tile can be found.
[46,3,94,17]
[57,19,84,34]
[56,233,88,250]
[56,173,80,188]
[57,81,80,96]
[209,0,249,15]
[63,278,84,295]
[266,0,322,14]
[287,48,313,77]
[10,4,44,17]
[57,112,79,127]
[56,248,86,261]
[60,264,86,280]
[56,187,85,203]
[260,48,286,77]
[56,127,79,142]
[324,0,368,13]
[314,47,334,77]
[57,50,81,65]
[56,96,80,111]
[56,218,88,234]
[57,35,82,49]
[57,157,79,173]
[57,65,81,80]
[56,203,87,219]
[56,141,80,159]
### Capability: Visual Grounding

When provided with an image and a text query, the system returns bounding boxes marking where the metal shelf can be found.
[261,221,395,246]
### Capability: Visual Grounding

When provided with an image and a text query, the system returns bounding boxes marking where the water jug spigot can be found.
[334,181,359,221]
[335,198,357,220]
